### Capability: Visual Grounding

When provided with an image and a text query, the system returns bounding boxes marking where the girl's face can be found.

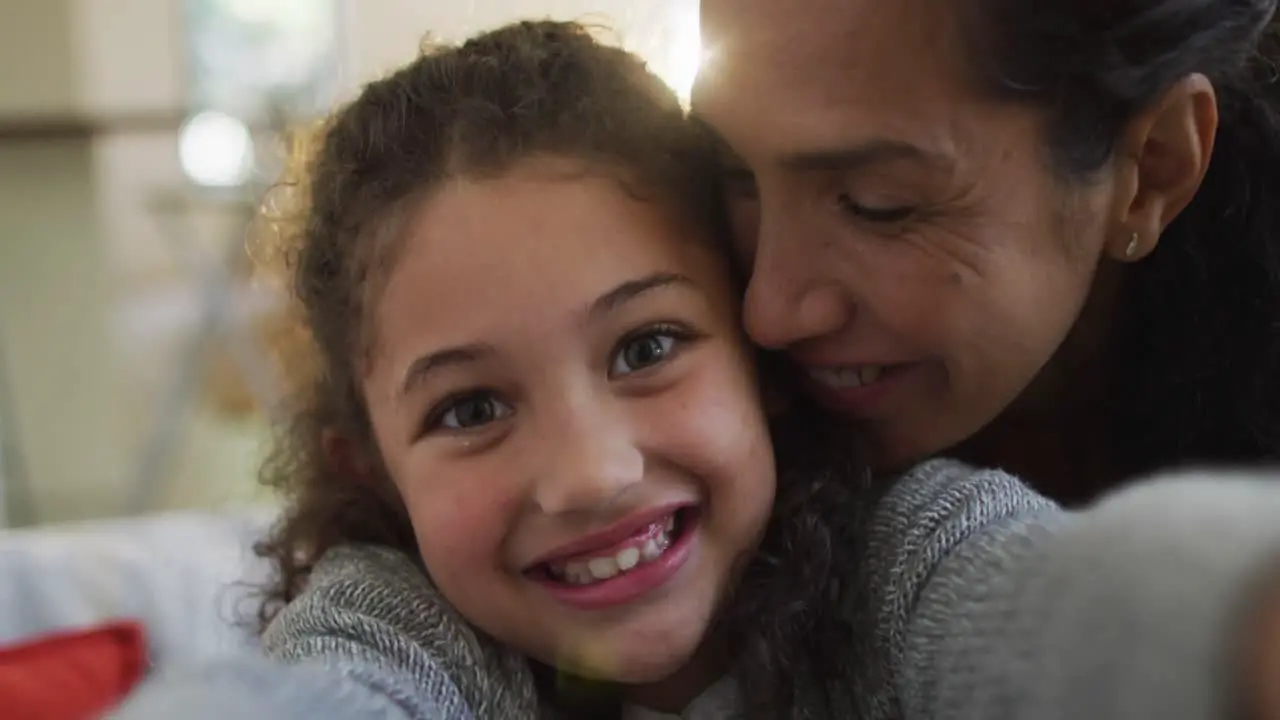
[360,158,776,688]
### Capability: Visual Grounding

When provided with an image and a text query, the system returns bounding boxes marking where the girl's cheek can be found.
[405,477,512,568]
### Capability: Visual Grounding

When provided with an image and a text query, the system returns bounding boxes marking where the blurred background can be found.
[0,0,702,528]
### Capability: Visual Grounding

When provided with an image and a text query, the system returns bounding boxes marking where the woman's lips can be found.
[800,362,919,416]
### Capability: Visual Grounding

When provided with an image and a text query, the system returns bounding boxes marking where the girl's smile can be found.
[525,503,700,611]
[359,158,776,697]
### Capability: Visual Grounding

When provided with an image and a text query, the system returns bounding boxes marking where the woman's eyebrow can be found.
[778,137,956,174]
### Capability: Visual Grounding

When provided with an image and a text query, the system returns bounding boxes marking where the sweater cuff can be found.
[909,468,1280,720]
[109,654,432,720]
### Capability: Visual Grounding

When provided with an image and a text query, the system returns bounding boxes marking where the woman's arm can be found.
[875,460,1280,720]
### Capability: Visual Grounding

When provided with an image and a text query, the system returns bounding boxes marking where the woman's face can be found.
[691,0,1125,470]
[360,158,775,689]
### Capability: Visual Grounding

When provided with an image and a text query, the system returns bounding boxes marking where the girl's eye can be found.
[436,392,513,431]
[836,193,915,223]
[609,328,685,378]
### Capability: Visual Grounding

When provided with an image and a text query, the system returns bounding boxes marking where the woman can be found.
[111,16,1280,720]
[692,0,1280,504]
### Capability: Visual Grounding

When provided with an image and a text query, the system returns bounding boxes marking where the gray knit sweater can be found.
[114,459,1280,719]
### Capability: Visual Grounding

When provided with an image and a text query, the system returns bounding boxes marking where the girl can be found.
[114,19,1280,720]
[247,19,863,718]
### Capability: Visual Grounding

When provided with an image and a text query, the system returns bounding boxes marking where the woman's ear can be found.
[321,428,378,485]
[1108,73,1218,260]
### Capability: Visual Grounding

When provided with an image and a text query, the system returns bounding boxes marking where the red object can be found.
[0,621,148,720]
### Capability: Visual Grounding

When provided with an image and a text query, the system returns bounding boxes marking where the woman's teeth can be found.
[807,364,884,389]
[549,514,676,586]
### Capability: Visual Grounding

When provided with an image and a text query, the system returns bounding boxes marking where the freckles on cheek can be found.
[657,366,770,471]
[404,484,512,570]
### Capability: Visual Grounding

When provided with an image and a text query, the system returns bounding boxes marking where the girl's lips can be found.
[529,509,700,611]
[524,502,693,568]
[543,514,676,585]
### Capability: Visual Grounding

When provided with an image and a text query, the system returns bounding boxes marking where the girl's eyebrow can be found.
[398,272,694,399]
[399,342,495,400]
[588,272,694,320]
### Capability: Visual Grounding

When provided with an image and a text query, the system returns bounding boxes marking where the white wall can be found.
[337,0,700,101]
[0,2,78,117]
[0,139,128,525]
[0,0,257,525]
[70,0,184,117]
[0,0,701,525]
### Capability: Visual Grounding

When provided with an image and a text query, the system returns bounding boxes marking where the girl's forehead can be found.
[364,167,733,376]
[401,168,710,288]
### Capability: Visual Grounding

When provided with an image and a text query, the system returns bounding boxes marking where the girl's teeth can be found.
[550,523,676,586]
[640,538,663,561]
[616,547,640,571]
[587,557,619,580]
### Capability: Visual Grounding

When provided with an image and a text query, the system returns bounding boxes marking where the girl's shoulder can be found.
[265,543,541,719]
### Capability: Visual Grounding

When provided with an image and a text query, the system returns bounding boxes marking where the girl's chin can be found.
[555,646,700,687]
[548,629,725,711]
[541,590,723,686]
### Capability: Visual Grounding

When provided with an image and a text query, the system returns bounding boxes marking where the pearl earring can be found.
[1124,232,1140,259]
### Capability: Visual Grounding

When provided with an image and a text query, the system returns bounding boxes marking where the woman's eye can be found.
[836,193,915,223]
[610,330,682,378]
[437,392,513,430]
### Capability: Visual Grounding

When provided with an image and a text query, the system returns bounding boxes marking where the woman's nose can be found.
[742,221,853,349]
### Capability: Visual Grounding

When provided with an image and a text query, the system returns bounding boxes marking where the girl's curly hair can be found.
[248,20,873,718]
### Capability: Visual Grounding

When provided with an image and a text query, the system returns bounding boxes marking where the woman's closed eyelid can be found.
[835,192,918,224]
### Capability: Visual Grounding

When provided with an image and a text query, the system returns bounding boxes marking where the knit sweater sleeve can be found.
[109,652,438,720]
[261,544,540,718]
[110,544,541,720]
[878,459,1280,720]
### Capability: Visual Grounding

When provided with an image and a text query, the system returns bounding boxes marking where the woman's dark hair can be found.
[248,20,866,718]
[965,0,1280,499]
